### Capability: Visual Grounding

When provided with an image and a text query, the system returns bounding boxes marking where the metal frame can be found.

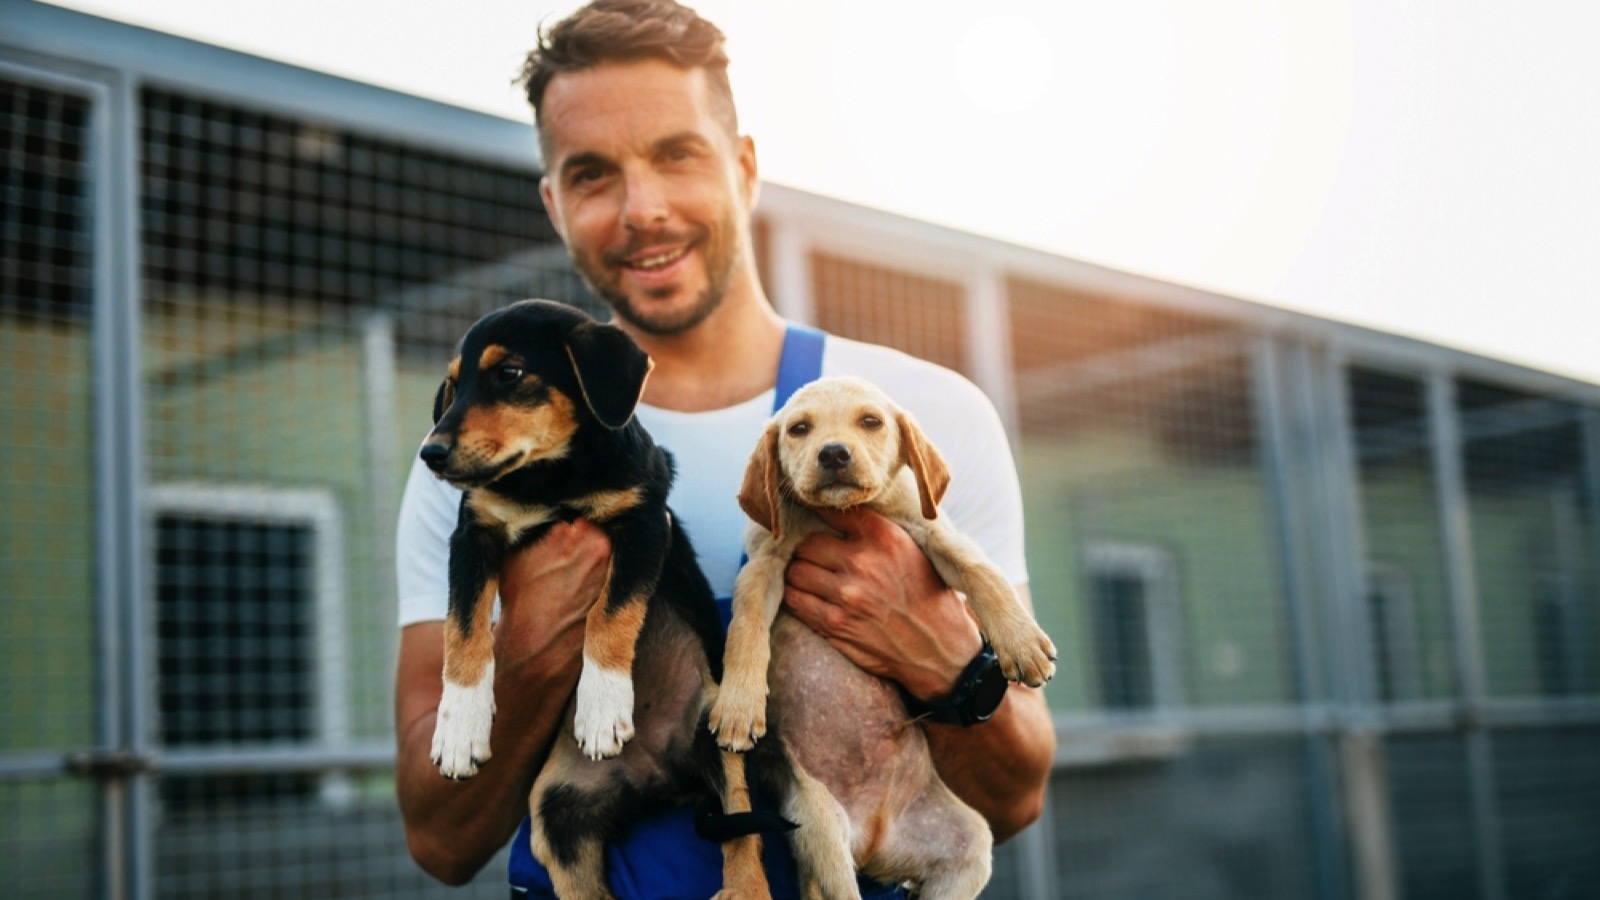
[7,2,1600,898]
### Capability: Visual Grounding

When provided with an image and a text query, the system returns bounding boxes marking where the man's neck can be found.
[624,295,788,413]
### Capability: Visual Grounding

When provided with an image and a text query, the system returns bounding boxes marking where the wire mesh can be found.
[133,85,579,897]
[0,73,100,895]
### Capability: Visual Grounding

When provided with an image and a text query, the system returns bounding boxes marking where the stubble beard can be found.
[575,213,743,338]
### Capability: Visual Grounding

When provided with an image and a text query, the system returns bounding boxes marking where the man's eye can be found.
[860,415,883,430]
[497,365,524,384]
[787,421,810,437]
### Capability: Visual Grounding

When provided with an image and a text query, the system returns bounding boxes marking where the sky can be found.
[45,0,1600,386]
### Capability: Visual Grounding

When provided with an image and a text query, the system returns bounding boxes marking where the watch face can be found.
[971,662,1008,722]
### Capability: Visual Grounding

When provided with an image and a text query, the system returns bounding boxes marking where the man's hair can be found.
[519,0,738,149]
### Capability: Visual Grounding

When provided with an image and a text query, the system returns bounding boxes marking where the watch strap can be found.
[902,642,1005,726]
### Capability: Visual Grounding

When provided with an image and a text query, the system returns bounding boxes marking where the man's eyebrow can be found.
[654,131,712,153]
[557,150,611,178]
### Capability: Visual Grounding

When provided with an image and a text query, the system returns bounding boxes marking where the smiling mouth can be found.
[626,246,690,271]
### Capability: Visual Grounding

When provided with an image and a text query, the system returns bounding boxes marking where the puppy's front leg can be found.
[923,525,1056,688]
[432,519,501,778]
[711,534,791,752]
[574,509,667,760]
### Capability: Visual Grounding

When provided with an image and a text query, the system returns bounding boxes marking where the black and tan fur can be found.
[710,375,1058,899]
[421,299,766,898]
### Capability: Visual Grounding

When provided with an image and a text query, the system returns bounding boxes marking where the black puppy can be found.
[420,299,767,898]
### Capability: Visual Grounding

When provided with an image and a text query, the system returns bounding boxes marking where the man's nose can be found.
[621,168,669,229]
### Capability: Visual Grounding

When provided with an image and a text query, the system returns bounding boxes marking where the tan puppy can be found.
[711,375,1056,899]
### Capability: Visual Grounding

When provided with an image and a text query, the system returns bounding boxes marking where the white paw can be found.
[573,656,635,760]
[431,663,496,779]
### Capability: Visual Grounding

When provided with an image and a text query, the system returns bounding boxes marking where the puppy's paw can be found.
[710,887,773,900]
[431,670,496,779]
[991,622,1058,688]
[574,658,635,760]
[709,688,768,752]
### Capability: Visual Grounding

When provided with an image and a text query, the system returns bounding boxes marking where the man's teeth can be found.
[633,248,686,269]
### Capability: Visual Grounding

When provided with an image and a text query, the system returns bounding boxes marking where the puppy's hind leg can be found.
[781,759,861,900]
[529,758,620,900]
[878,783,991,900]
[710,748,772,900]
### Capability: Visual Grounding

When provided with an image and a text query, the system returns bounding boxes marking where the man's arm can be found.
[782,507,1055,841]
[393,521,609,884]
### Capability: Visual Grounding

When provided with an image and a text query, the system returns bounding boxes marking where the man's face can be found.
[538,59,757,337]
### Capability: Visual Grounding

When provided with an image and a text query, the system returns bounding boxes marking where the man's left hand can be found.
[781,506,982,700]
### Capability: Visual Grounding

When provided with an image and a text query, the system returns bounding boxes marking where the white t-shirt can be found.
[395,332,1028,626]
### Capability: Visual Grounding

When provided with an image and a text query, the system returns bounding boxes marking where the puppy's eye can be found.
[496,365,525,384]
[860,414,883,430]
[787,421,810,437]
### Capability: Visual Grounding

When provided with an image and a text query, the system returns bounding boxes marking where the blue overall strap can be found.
[773,323,825,413]
[723,322,828,611]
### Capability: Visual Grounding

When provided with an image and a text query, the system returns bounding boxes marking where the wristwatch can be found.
[902,642,1007,726]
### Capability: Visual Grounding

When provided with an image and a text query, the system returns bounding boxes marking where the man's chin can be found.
[606,288,721,337]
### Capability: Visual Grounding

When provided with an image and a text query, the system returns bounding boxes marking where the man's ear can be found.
[563,321,652,429]
[539,176,566,239]
[737,135,759,210]
[431,357,459,424]
[737,422,783,539]
[897,409,950,521]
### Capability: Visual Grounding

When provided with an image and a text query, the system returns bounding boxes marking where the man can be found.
[393,0,1055,894]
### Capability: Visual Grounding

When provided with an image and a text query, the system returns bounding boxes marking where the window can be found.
[148,485,347,808]
[1084,543,1183,710]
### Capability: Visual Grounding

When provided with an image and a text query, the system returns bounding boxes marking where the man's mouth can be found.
[626,246,690,271]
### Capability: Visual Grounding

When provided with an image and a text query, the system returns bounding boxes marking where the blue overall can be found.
[509,325,905,898]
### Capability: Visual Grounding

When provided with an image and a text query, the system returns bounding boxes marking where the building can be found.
[2,2,1597,897]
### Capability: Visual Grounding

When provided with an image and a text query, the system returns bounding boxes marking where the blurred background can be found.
[2,1,1597,897]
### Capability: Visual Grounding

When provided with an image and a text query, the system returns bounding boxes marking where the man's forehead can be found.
[539,60,720,160]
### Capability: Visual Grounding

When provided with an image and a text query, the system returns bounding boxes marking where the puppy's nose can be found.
[817,442,852,471]
[419,440,453,473]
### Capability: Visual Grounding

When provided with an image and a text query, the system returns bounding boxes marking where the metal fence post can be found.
[1426,371,1507,900]
[1253,334,1354,900]
[89,64,152,900]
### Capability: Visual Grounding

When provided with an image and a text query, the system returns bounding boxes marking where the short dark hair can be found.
[519,0,738,153]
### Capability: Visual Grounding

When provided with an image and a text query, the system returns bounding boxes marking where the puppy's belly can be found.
[768,613,936,817]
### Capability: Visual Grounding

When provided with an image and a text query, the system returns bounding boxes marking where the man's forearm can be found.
[394,624,585,884]
[924,684,1055,842]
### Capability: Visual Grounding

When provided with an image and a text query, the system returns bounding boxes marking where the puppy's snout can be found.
[419,438,453,473]
[817,442,852,471]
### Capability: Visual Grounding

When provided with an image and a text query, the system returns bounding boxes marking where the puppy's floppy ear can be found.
[563,321,652,429]
[897,409,950,521]
[738,421,784,539]
[431,358,459,424]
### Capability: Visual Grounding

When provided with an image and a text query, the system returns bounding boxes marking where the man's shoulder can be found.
[819,334,991,415]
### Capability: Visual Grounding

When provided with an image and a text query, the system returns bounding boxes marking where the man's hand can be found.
[496,518,612,658]
[781,506,981,701]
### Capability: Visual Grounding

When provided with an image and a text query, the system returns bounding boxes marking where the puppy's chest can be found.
[469,486,646,544]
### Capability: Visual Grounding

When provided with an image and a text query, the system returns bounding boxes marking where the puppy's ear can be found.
[738,421,784,539]
[897,409,950,521]
[431,358,459,424]
[563,321,652,429]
